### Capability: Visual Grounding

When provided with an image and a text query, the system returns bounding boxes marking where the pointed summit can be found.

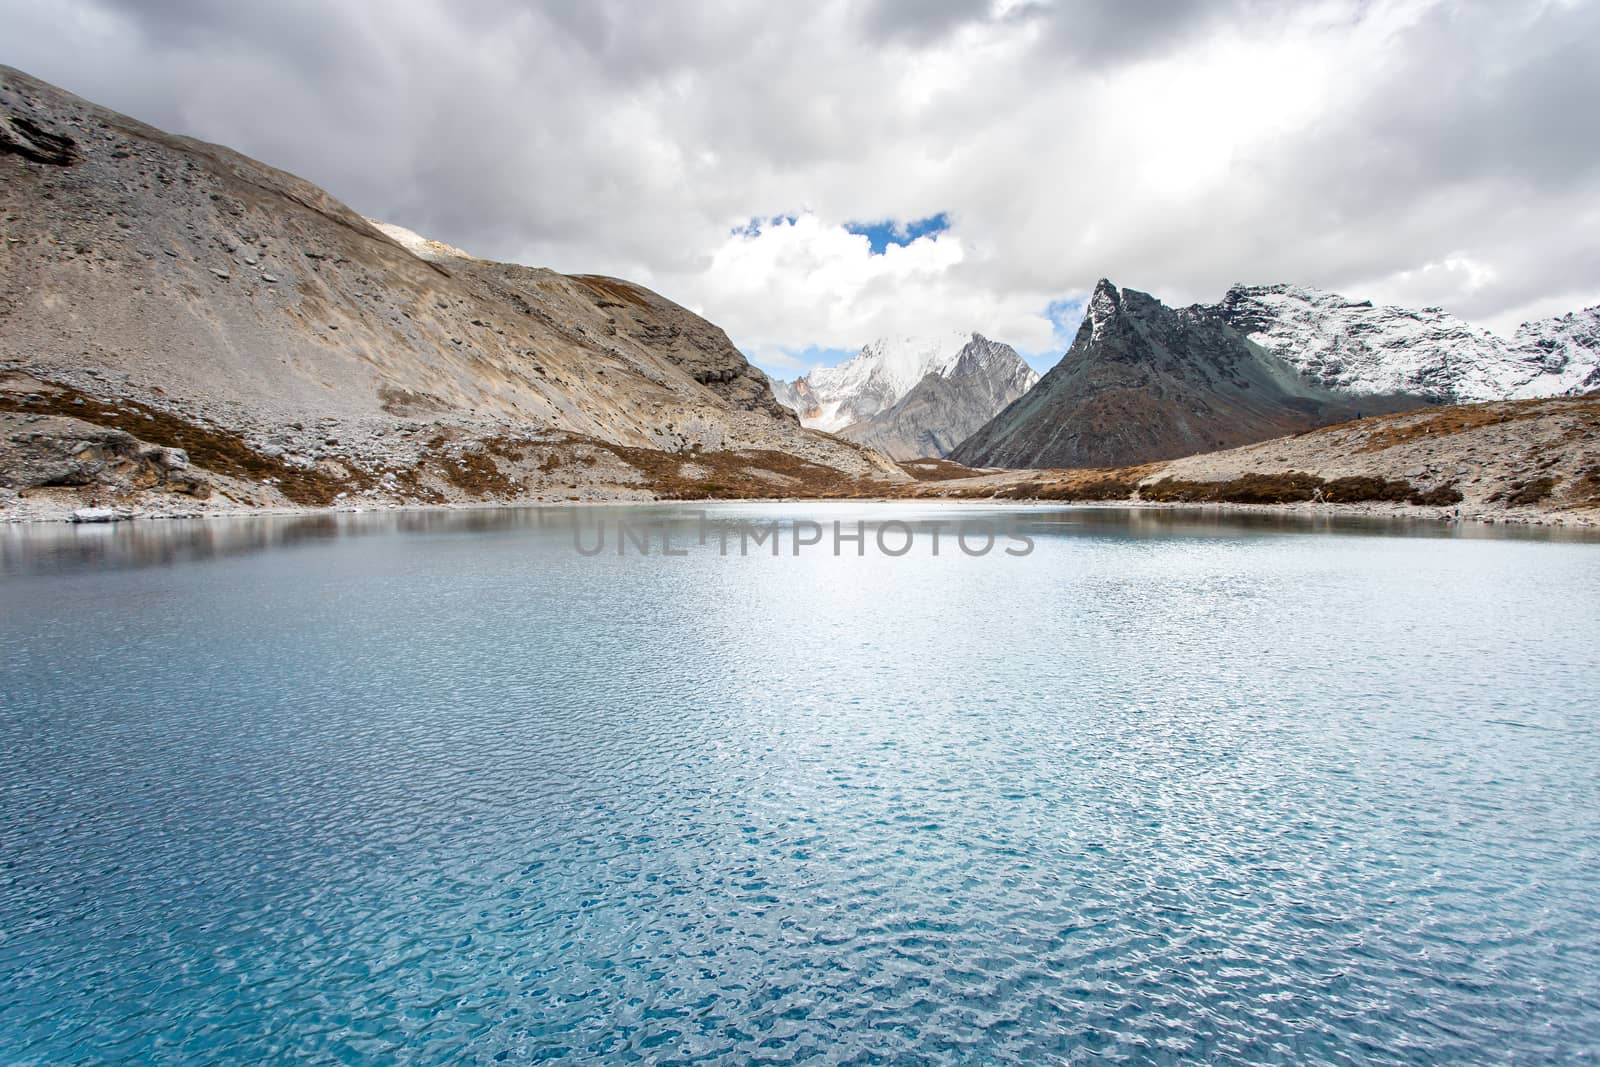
[1083,279,1123,342]
[836,335,1039,460]
[950,285,1414,468]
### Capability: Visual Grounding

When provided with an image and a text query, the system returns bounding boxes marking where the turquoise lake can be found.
[3,504,1599,1064]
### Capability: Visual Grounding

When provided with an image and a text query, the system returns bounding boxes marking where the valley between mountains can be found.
[3,65,1598,526]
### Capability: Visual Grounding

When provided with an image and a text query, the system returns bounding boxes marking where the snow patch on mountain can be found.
[1216,284,1600,403]
[366,219,474,262]
[1510,306,1600,397]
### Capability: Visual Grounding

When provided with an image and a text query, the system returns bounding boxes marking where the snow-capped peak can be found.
[777,331,987,432]
[814,331,973,398]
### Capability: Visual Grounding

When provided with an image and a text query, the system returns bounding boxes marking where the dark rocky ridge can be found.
[951,280,1425,469]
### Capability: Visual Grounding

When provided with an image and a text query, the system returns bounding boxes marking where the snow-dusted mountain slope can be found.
[1510,307,1600,397]
[774,332,977,432]
[836,335,1039,459]
[1215,284,1600,402]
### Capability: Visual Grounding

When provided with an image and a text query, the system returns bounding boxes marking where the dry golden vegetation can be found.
[575,438,868,499]
[568,275,654,310]
[7,377,1597,518]
[897,457,986,482]
[2,375,888,506]
[890,399,1600,513]
[1348,397,1600,452]
[1141,473,1463,506]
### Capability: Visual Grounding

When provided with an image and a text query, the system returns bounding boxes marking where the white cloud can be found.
[669,214,1064,370]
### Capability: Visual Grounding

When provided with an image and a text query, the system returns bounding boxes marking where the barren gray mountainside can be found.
[836,335,1037,459]
[0,65,902,516]
[951,281,1424,469]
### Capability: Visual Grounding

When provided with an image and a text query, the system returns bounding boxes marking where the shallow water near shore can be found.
[4,503,1599,1064]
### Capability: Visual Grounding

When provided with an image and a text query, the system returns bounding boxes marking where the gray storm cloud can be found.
[4,0,1596,367]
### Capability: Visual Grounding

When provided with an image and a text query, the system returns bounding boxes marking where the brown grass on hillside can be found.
[1572,468,1600,507]
[0,377,880,505]
[1321,476,1415,503]
[578,437,868,499]
[898,457,984,482]
[1142,472,1325,504]
[1141,472,1463,506]
[1351,397,1600,453]
[993,474,1142,501]
[902,465,1159,501]
[422,437,527,499]
[1494,476,1560,508]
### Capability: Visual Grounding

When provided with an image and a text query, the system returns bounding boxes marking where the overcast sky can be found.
[6,0,1598,376]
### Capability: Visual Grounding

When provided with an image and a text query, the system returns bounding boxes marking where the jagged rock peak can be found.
[775,331,1013,433]
[1085,279,1121,338]
[833,334,1039,460]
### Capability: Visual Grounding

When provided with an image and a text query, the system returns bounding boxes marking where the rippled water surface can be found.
[4,504,1600,1065]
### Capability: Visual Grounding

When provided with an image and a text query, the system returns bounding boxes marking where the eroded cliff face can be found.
[0,65,901,515]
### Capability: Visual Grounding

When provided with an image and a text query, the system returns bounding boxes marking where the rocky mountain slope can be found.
[907,397,1600,526]
[773,333,971,431]
[773,333,1037,459]
[952,278,1600,471]
[951,280,1420,469]
[0,65,902,517]
[1217,284,1600,402]
[834,335,1037,459]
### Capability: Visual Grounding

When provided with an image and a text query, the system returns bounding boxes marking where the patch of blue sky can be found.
[1017,298,1086,372]
[730,214,799,237]
[844,212,951,255]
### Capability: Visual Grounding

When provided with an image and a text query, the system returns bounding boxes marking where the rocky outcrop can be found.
[951,281,1422,469]
[769,376,821,423]
[1511,306,1600,397]
[0,64,899,517]
[0,111,78,165]
[1,413,207,497]
[837,335,1038,459]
